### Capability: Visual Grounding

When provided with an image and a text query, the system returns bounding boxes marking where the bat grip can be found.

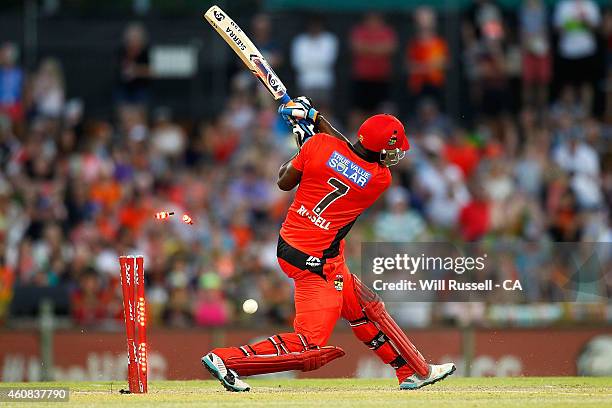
[278,93,315,138]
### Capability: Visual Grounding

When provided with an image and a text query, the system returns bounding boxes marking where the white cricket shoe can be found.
[201,352,250,392]
[399,362,456,390]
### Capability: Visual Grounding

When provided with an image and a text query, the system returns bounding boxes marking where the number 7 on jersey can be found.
[313,178,350,216]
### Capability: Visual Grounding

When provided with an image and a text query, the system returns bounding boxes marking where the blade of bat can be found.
[204,5,290,103]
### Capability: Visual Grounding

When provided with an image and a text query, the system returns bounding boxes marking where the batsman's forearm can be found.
[316,115,350,144]
[278,153,297,179]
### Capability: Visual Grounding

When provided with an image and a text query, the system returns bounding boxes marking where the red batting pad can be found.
[224,346,345,376]
[354,276,429,377]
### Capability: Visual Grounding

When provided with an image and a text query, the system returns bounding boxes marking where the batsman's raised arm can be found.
[277,96,347,192]
[279,96,350,147]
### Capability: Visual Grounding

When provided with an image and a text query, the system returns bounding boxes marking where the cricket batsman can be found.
[202,96,455,391]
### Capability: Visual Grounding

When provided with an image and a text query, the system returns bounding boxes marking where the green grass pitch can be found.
[2,378,612,407]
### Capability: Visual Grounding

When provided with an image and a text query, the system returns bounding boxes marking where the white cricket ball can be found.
[242,299,258,314]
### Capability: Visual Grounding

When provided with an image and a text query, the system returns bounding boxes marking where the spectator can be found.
[150,107,186,162]
[406,7,449,105]
[0,254,14,324]
[477,42,511,120]
[548,184,581,241]
[31,223,68,286]
[374,187,428,242]
[553,127,600,178]
[462,0,507,117]
[482,160,515,203]
[193,272,229,327]
[350,13,397,113]
[252,14,282,69]
[0,42,24,123]
[581,210,612,242]
[514,130,548,196]
[552,127,603,209]
[228,163,273,224]
[71,269,110,326]
[458,182,491,241]
[550,87,587,121]
[0,115,17,171]
[163,287,194,328]
[414,98,452,137]
[0,182,15,322]
[520,0,551,111]
[115,23,151,106]
[604,8,612,120]
[28,58,65,119]
[464,0,506,44]
[233,14,283,107]
[554,0,601,112]
[291,15,338,107]
[415,135,470,229]
[443,128,481,178]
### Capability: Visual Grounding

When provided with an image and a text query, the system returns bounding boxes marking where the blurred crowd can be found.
[0,0,611,329]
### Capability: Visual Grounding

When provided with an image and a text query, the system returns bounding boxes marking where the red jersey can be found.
[280,134,391,258]
[351,24,397,81]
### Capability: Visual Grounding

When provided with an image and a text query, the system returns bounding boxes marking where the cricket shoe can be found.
[399,362,456,390]
[201,353,250,392]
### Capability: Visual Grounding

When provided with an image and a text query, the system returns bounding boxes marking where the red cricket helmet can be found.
[358,114,410,153]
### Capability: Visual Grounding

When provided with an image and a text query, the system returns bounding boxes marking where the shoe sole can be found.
[400,365,456,390]
[201,356,250,392]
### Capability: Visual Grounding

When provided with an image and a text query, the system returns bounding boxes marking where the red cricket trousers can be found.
[211,252,415,382]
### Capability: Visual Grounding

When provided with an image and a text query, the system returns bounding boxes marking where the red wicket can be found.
[119,255,148,393]
[134,255,147,393]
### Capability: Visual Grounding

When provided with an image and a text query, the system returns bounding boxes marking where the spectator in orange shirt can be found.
[0,254,14,323]
[90,170,121,210]
[350,13,398,113]
[118,190,150,234]
[406,7,449,105]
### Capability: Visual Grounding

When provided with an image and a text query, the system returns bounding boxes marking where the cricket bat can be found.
[204,5,291,104]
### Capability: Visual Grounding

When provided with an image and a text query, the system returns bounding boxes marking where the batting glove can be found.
[279,96,319,124]
[290,120,316,149]
[279,96,318,149]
